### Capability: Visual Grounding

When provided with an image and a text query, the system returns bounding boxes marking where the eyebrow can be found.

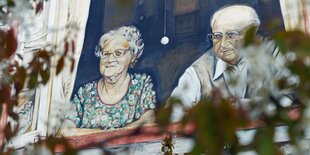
[102,48,130,52]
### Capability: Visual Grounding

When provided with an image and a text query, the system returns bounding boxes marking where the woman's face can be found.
[99,35,135,83]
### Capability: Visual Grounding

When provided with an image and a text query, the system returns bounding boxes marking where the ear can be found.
[130,54,137,68]
[130,53,137,62]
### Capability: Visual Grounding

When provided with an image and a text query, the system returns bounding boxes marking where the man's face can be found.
[212,18,250,65]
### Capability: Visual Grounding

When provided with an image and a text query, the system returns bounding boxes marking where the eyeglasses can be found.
[95,46,130,59]
[208,25,251,42]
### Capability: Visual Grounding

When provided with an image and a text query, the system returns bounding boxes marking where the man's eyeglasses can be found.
[95,46,130,59]
[208,25,252,42]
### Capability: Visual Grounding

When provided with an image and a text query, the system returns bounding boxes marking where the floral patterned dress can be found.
[65,73,156,129]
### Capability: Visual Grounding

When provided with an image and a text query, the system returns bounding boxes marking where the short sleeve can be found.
[170,66,201,122]
[171,66,201,107]
[135,74,156,119]
[65,88,84,127]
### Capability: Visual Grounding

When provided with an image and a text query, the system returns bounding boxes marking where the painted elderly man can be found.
[171,5,278,121]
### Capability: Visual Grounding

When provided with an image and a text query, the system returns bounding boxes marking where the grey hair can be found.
[210,5,260,28]
[98,25,144,67]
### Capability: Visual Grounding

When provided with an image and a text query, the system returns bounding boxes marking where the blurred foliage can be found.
[36,136,77,155]
[0,0,76,153]
[0,0,309,155]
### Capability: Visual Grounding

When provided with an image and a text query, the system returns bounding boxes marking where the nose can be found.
[220,35,230,47]
[105,53,116,63]
[219,37,234,53]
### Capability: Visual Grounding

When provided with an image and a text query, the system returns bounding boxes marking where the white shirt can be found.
[170,57,248,121]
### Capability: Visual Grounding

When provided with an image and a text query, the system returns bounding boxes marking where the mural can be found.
[5,0,310,151]
[73,0,284,104]
[5,0,310,150]
[62,0,284,131]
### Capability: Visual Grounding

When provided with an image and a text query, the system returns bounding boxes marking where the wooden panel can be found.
[175,12,198,36]
[173,0,199,15]
[104,0,135,31]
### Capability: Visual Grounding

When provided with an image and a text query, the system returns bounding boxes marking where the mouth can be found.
[105,65,116,68]
[220,49,234,55]
[104,62,117,68]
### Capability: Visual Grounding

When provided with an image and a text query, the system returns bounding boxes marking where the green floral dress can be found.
[65,73,156,129]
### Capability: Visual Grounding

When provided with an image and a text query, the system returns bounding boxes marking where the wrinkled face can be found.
[99,35,135,80]
[212,16,250,65]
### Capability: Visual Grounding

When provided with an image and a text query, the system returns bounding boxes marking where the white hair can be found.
[210,5,260,28]
[98,25,144,67]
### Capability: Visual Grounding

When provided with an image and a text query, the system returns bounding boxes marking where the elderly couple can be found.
[64,5,277,130]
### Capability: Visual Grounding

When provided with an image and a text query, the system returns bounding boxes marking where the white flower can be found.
[95,102,100,108]
[122,100,128,105]
[129,95,134,100]
[136,74,141,78]
[142,74,146,79]
[149,103,156,109]
[132,79,138,85]
[141,93,146,99]
[115,113,120,117]
[101,115,108,121]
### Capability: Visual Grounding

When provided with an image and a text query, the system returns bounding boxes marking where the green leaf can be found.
[44,136,77,155]
[36,50,51,61]
[189,142,205,155]
[71,40,75,53]
[39,68,50,85]
[155,106,172,129]
[0,85,11,104]
[253,127,279,155]
[243,26,257,47]
[273,30,310,56]
[70,58,75,73]
[5,28,17,58]
[64,41,69,55]
[35,2,43,15]
[155,97,183,129]
[14,66,27,93]
[7,0,15,7]
[28,73,38,89]
[56,57,64,75]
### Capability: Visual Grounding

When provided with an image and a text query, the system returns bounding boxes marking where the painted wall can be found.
[73,0,284,104]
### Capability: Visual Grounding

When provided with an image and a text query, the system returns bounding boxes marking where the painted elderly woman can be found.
[65,25,156,130]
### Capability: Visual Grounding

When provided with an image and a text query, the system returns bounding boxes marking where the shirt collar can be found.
[212,58,247,81]
[212,58,228,81]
